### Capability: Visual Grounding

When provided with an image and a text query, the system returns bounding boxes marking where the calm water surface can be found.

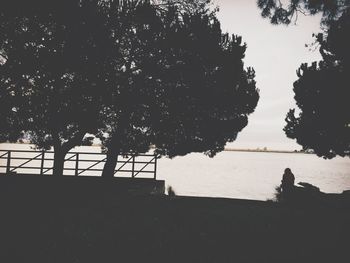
[1,143,349,200]
[158,151,350,200]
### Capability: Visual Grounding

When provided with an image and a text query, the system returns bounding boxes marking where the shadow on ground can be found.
[0,176,349,263]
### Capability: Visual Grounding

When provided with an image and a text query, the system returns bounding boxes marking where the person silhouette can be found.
[281,168,295,193]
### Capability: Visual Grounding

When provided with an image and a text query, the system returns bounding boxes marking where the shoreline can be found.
[223,148,310,154]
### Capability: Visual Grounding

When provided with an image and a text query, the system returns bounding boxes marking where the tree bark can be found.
[101,148,119,178]
[53,147,66,176]
[52,131,86,176]
[101,114,128,178]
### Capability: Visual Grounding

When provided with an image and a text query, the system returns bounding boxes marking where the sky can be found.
[215,0,323,150]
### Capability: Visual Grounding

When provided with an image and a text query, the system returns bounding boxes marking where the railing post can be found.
[6,151,11,175]
[131,155,135,178]
[75,153,79,176]
[40,151,45,175]
[154,155,157,180]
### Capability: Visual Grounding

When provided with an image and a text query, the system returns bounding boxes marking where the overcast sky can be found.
[215,0,323,150]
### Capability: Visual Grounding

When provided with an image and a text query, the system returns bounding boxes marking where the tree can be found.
[0,0,217,176]
[257,0,349,25]
[257,0,350,158]
[284,8,350,158]
[152,0,212,11]
[1,0,259,177]
[0,0,143,175]
[99,4,259,176]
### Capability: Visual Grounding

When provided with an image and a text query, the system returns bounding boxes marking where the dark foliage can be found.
[284,8,350,158]
[256,0,350,158]
[0,0,147,175]
[99,4,259,176]
[154,0,213,12]
[257,0,349,25]
[0,0,259,177]
[273,182,329,208]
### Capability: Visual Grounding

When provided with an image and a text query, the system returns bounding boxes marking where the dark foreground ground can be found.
[0,184,349,263]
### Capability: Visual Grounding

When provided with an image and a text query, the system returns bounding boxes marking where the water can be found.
[158,151,350,200]
[1,143,350,201]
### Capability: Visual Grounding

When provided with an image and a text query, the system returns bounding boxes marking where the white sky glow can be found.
[216,0,323,150]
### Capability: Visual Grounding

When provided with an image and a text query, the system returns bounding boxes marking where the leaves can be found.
[284,8,350,158]
[256,0,349,26]
[0,0,259,161]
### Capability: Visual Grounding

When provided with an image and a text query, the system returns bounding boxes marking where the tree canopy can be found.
[257,0,349,25]
[0,0,259,176]
[256,0,350,158]
[284,8,350,158]
[98,4,259,176]
[0,0,150,175]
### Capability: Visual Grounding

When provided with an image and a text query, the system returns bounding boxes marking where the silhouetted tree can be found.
[257,0,349,25]
[284,8,350,158]
[153,0,212,11]
[1,0,259,177]
[0,0,217,176]
[0,0,146,175]
[100,4,259,176]
[256,0,349,158]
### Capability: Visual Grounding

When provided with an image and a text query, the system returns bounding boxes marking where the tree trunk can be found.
[53,147,66,176]
[101,148,119,178]
[51,131,86,176]
[101,115,128,178]
[102,145,119,177]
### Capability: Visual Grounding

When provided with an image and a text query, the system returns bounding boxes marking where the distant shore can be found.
[224,148,311,154]
[0,142,308,155]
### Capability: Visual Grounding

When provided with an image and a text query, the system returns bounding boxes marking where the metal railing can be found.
[0,149,158,179]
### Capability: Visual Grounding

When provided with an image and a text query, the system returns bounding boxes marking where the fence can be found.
[0,149,158,179]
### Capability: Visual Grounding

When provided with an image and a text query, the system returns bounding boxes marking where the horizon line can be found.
[0,142,303,153]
